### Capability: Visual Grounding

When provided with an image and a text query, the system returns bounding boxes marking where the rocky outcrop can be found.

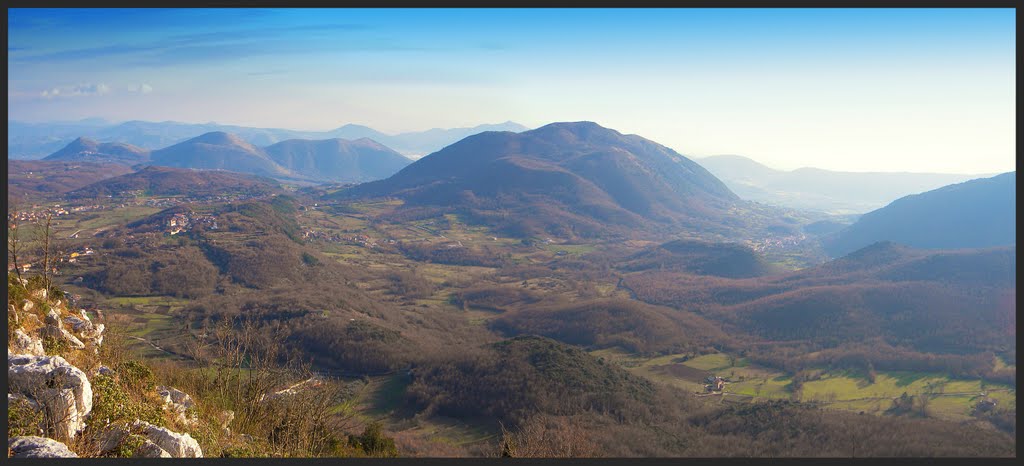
[96,426,129,456]
[132,420,203,458]
[41,310,86,350]
[10,328,45,356]
[64,315,92,333]
[8,436,78,458]
[62,311,105,350]
[157,386,198,426]
[8,354,93,440]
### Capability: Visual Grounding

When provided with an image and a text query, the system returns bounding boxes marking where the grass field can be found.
[592,348,1016,421]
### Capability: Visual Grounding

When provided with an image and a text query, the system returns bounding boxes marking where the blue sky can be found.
[7,8,1016,173]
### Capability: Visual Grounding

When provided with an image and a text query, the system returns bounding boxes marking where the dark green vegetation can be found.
[12,121,1014,457]
[619,239,778,278]
[824,172,1016,257]
[405,336,660,426]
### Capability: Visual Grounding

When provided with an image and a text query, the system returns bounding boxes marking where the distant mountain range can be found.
[696,154,990,214]
[343,121,739,238]
[326,122,531,157]
[149,132,295,179]
[40,131,414,184]
[823,172,1016,257]
[264,137,411,183]
[8,119,529,160]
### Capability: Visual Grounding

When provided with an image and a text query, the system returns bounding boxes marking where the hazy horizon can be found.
[8,8,1016,174]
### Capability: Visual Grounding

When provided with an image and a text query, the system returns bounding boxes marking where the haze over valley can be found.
[6,7,1015,459]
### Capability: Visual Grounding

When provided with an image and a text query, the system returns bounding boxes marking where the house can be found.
[704,376,726,392]
[976,398,998,412]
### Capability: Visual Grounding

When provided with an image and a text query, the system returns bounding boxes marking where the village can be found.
[10,204,71,223]
[7,244,97,275]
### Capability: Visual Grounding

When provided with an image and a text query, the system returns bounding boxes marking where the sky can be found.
[7,8,1016,174]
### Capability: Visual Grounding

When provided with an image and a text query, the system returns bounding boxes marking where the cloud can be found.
[40,83,111,99]
[133,83,154,94]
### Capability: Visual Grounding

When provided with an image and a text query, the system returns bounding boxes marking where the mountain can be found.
[325,121,530,157]
[263,138,411,183]
[66,165,283,199]
[42,137,150,165]
[342,121,739,238]
[8,119,530,160]
[323,124,392,143]
[823,172,1015,257]
[696,154,988,214]
[92,120,308,149]
[148,132,294,178]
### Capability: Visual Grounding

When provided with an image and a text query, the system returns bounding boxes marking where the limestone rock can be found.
[8,354,93,439]
[9,392,41,410]
[45,310,62,327]
[8,436,78,458]
[65,315,93,333]
[11,328,45,356]
[98,365,115,377]
[132,420,203,458]
[41,324,86,350]
[96,426,129,455]
[156,386,198,426]
[133,440,173,458]
[83,323,106,345]
[22,299,35,313]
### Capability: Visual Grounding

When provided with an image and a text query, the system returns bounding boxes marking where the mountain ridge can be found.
[696,154,992,214]
[343,121,739,238]
[823,172,1016,257]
